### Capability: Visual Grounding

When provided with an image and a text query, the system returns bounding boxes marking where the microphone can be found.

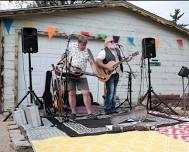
[115,43,123,47]
[57,53,67,65]
[61,53,68,59]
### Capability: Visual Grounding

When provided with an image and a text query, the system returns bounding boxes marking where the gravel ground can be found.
[0,114,15,152]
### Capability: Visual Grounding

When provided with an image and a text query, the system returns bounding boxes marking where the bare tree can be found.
[170,9,188,27]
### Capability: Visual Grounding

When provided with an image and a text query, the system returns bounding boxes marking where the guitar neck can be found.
[113,57,128,68]
[82,71,96,77]
[113,51,139,68]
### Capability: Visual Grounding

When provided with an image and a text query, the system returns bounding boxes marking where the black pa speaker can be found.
[178,66,189,77]
[22,27,38,53]
[142,38,156,59]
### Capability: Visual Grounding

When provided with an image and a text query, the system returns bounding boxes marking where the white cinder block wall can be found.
[2,7,189,110]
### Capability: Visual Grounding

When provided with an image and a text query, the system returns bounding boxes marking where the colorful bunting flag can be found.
[23,22,34,28]
[127,36,135,46]
[3,18,13,34]
[176,39,184,48]
[47,26,57,39]
[80,31,90,37]
[97,33,107,40]
[155,37,160,48]
[113,35,120,43]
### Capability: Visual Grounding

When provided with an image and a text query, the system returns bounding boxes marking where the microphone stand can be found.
[60,35,72,122]
[115,44,135,110]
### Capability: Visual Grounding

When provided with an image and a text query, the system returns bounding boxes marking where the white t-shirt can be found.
[96,48,124,73]
[97,49,119,62]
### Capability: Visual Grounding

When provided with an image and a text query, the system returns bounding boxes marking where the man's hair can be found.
[78,35,88,44]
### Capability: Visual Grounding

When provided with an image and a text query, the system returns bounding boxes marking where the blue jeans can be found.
[104,73,119,112]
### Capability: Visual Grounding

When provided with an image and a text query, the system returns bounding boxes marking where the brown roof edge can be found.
[0,1,188,36]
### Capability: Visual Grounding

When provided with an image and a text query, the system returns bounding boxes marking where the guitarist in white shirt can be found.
[96,37,132,115]
[65,35,98,120]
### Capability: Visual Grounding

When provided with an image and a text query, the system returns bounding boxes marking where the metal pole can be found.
[147,57,152,110]
[28,51,33,104]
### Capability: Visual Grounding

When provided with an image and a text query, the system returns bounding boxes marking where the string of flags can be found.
[3,18,13,34]
[2,18,187,48]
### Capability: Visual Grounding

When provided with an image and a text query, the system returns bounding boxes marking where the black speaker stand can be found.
[3,52,43,122]
[140,58,178,115]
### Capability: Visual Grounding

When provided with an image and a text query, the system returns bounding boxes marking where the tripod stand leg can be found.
[115,98,128,110]
[30,91,44,126]
[31,91,43,106]
[3,91,30,122]
[140,90,149,109]
[151,90,178,115]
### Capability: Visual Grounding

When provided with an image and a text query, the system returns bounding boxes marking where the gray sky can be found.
[0,1,189,28]
[129,1,189,28]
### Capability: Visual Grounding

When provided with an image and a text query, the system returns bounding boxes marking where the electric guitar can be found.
[96,51,139,82]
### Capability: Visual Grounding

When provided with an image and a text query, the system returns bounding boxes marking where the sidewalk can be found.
[0,114,15,152]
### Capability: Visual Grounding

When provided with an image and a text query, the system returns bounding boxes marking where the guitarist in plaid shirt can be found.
[96,37,132,115]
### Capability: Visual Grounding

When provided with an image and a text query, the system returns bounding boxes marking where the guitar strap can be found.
[115,48,123,72]
[87,48,95,63]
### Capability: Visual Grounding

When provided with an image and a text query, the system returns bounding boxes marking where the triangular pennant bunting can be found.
[113,35,120,43]
[3,18,13,33]
[155,37,160,48]
[176,39,184,48]
[97,33,107,40]
[47,26,57,39]
[23,22,34,28]
[127,36,135,46]
[80,31,91,37]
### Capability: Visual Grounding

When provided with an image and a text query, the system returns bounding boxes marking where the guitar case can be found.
[42,71,53,109]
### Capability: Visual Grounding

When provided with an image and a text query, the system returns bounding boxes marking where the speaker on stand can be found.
[140,37,177,115]
[4,27,43,123]
[142,38,156,59]
[22,27,38,54]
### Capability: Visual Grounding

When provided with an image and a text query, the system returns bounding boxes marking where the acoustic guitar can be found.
[96,51,139,82]
[51,64,63,113]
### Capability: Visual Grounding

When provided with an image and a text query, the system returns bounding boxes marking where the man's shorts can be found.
[67,78,89,91]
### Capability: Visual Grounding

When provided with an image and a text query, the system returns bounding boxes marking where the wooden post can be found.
[0,21,4,113]
[14,29,19,106]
